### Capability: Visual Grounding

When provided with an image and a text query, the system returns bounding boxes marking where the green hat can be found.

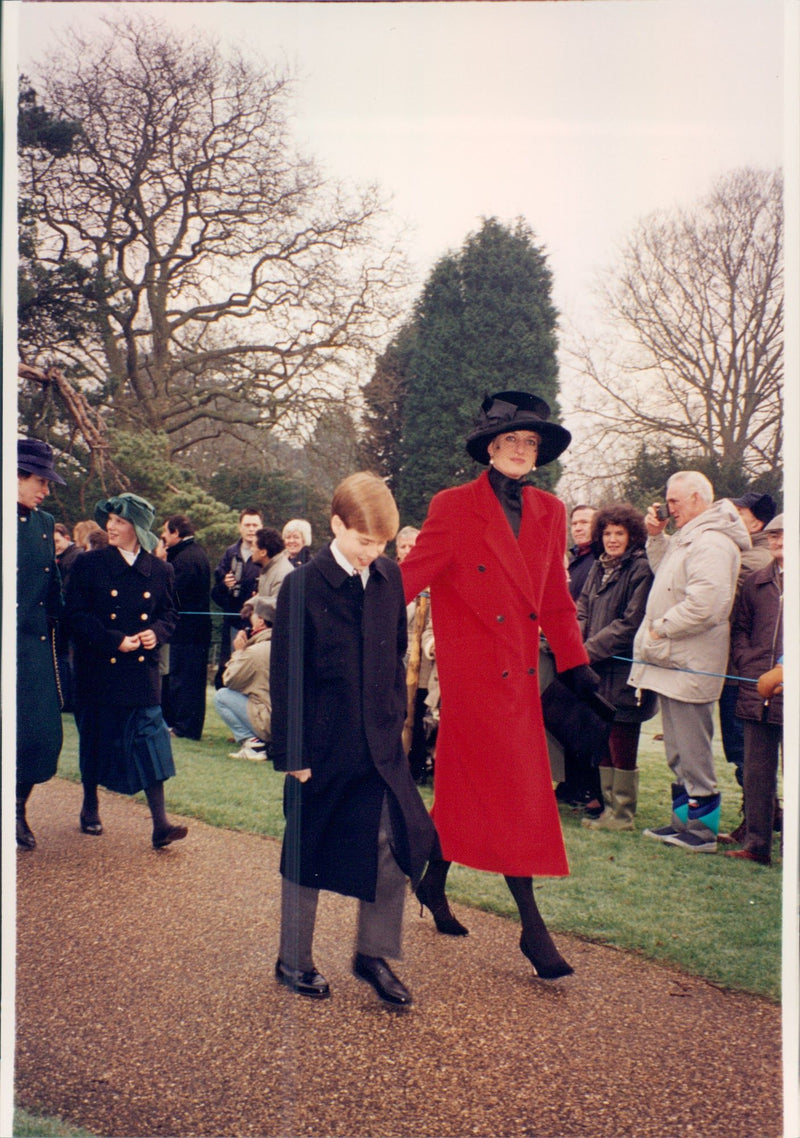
[95,493,159,553]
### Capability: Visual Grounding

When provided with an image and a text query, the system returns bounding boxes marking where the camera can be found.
[655,504,670,522]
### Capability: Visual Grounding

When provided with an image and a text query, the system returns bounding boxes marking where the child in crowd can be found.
[269,472,435,1005]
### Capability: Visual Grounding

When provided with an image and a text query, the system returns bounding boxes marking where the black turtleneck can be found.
[488,465,532,539]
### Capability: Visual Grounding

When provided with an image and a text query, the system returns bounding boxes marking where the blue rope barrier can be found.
[611,655,759,684]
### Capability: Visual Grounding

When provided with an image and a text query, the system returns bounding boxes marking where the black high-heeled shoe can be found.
[80,811,103,836]
[415,876,469,936]
[519,933,574,979]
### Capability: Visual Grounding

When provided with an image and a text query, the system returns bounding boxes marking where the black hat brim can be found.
[466,417,572,467]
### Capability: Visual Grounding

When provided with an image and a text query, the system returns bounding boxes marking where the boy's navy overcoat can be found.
[270,543,435,902]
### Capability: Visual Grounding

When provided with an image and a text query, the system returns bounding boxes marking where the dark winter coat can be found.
[576,548,657,723]
[732,561,783,725]
[270,543,436,901]
[211,541,261,615]
[66,546,178,709]
[17,505,63,784]
[166,537,212,647]
[400,471,589,877]
[567,545,596,601]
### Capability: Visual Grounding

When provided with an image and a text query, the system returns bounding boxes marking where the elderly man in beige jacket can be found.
[629,471,750,853]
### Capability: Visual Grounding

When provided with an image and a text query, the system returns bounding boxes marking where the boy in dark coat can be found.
[270,473,435,1005]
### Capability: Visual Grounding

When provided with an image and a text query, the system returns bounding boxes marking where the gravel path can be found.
[15,778,782,1138]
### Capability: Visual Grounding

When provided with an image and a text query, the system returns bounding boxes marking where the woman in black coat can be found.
[66,493,187,849]
[576,503,657,831]
[16,439,67,849]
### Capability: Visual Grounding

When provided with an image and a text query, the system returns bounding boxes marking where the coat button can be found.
[478,565,486,573]
[529,612,538,621]
[141,613,148,620]
[496,614,505,622]
[111,590,118,597]
[138,655,145,662]
[110,657,117,664]
[143,591,151,599]
[44,566,50,572]
[110,613,117,620]
[40,635,46,641]
[528,667,536,675]
[501,670,509,678]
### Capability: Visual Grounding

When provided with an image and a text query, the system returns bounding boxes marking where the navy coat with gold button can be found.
[66,545,178,709]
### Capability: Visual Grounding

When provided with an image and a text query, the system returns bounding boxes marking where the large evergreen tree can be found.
[387,218,562,524]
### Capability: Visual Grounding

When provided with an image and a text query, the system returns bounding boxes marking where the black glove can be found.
[558,663,600,701]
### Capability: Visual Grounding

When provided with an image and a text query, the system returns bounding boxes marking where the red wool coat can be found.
[401,472,588,876]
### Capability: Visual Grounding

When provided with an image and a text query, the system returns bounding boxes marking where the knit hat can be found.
[465,391,571,467]
[17,438,66,485]
[95,493,159,552]
[731,492,776,526]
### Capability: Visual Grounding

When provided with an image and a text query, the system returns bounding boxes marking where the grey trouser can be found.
[279,794,407,971]
[659,696,717,798]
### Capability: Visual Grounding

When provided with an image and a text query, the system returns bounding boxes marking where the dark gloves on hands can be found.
[557,663,600,701]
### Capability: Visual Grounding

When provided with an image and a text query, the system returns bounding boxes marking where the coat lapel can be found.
[472,472,542,608]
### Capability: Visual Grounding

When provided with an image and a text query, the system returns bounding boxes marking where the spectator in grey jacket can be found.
[630,472,750,853]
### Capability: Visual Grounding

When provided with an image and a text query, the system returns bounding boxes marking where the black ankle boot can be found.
[16,797,36,850]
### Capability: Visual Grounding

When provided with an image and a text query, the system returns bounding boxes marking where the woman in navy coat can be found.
[66,493,187,849]
[16,439,67,849]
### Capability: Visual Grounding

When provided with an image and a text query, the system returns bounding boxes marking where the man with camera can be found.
[629,472,750,853]
[211,507,263,683]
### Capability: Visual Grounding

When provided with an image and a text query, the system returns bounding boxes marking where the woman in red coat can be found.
[400,391,594,979]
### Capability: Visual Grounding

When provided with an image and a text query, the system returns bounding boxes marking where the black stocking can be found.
[504,875,572,976]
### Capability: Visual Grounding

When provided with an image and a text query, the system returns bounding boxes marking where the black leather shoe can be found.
[16,815,36,850]
[80,812,103,836]
[353,954,412,1007]
[275,959,331,999]
[519,934,574,980]
[152,824,188,849]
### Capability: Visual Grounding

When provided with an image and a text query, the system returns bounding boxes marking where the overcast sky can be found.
[12,0,787,329]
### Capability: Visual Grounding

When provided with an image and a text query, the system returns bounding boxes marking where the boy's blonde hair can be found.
[331,472,400,541]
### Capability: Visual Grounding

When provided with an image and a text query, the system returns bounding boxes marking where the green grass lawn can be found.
[51,692,782,1002]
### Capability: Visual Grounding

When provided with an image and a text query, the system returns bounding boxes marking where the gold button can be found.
[111,590,118,597]
[110,657,117,664]
[141,613,148,621]
[40,635,46,642]
[138,655,145,662]
[143,591,151,599]
[110,613,117,620]
[44,566,50,572]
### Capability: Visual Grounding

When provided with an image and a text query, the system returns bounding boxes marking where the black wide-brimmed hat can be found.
[17,438,67,485]
[465,391,572,467]
[95,492,159,552]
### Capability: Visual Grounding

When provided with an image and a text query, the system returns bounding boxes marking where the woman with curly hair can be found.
[576,503,657,831]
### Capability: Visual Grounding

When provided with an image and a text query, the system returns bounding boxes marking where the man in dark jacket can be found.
[567,504,597,601]
[161,515,212,739]
[725,514,783,866]
[211,508,263,682]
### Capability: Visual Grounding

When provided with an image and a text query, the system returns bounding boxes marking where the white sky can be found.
[12,0,787,328]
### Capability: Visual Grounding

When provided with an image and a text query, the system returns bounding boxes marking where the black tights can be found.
[420,852,568,970]
[82,780,169,832]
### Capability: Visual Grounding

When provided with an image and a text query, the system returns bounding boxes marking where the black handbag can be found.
[541,678,616,767]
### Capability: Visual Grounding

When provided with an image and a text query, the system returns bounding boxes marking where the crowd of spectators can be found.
[18,421,785,972]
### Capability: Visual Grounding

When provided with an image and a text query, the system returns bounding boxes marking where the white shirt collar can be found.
[330,539,369,587]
